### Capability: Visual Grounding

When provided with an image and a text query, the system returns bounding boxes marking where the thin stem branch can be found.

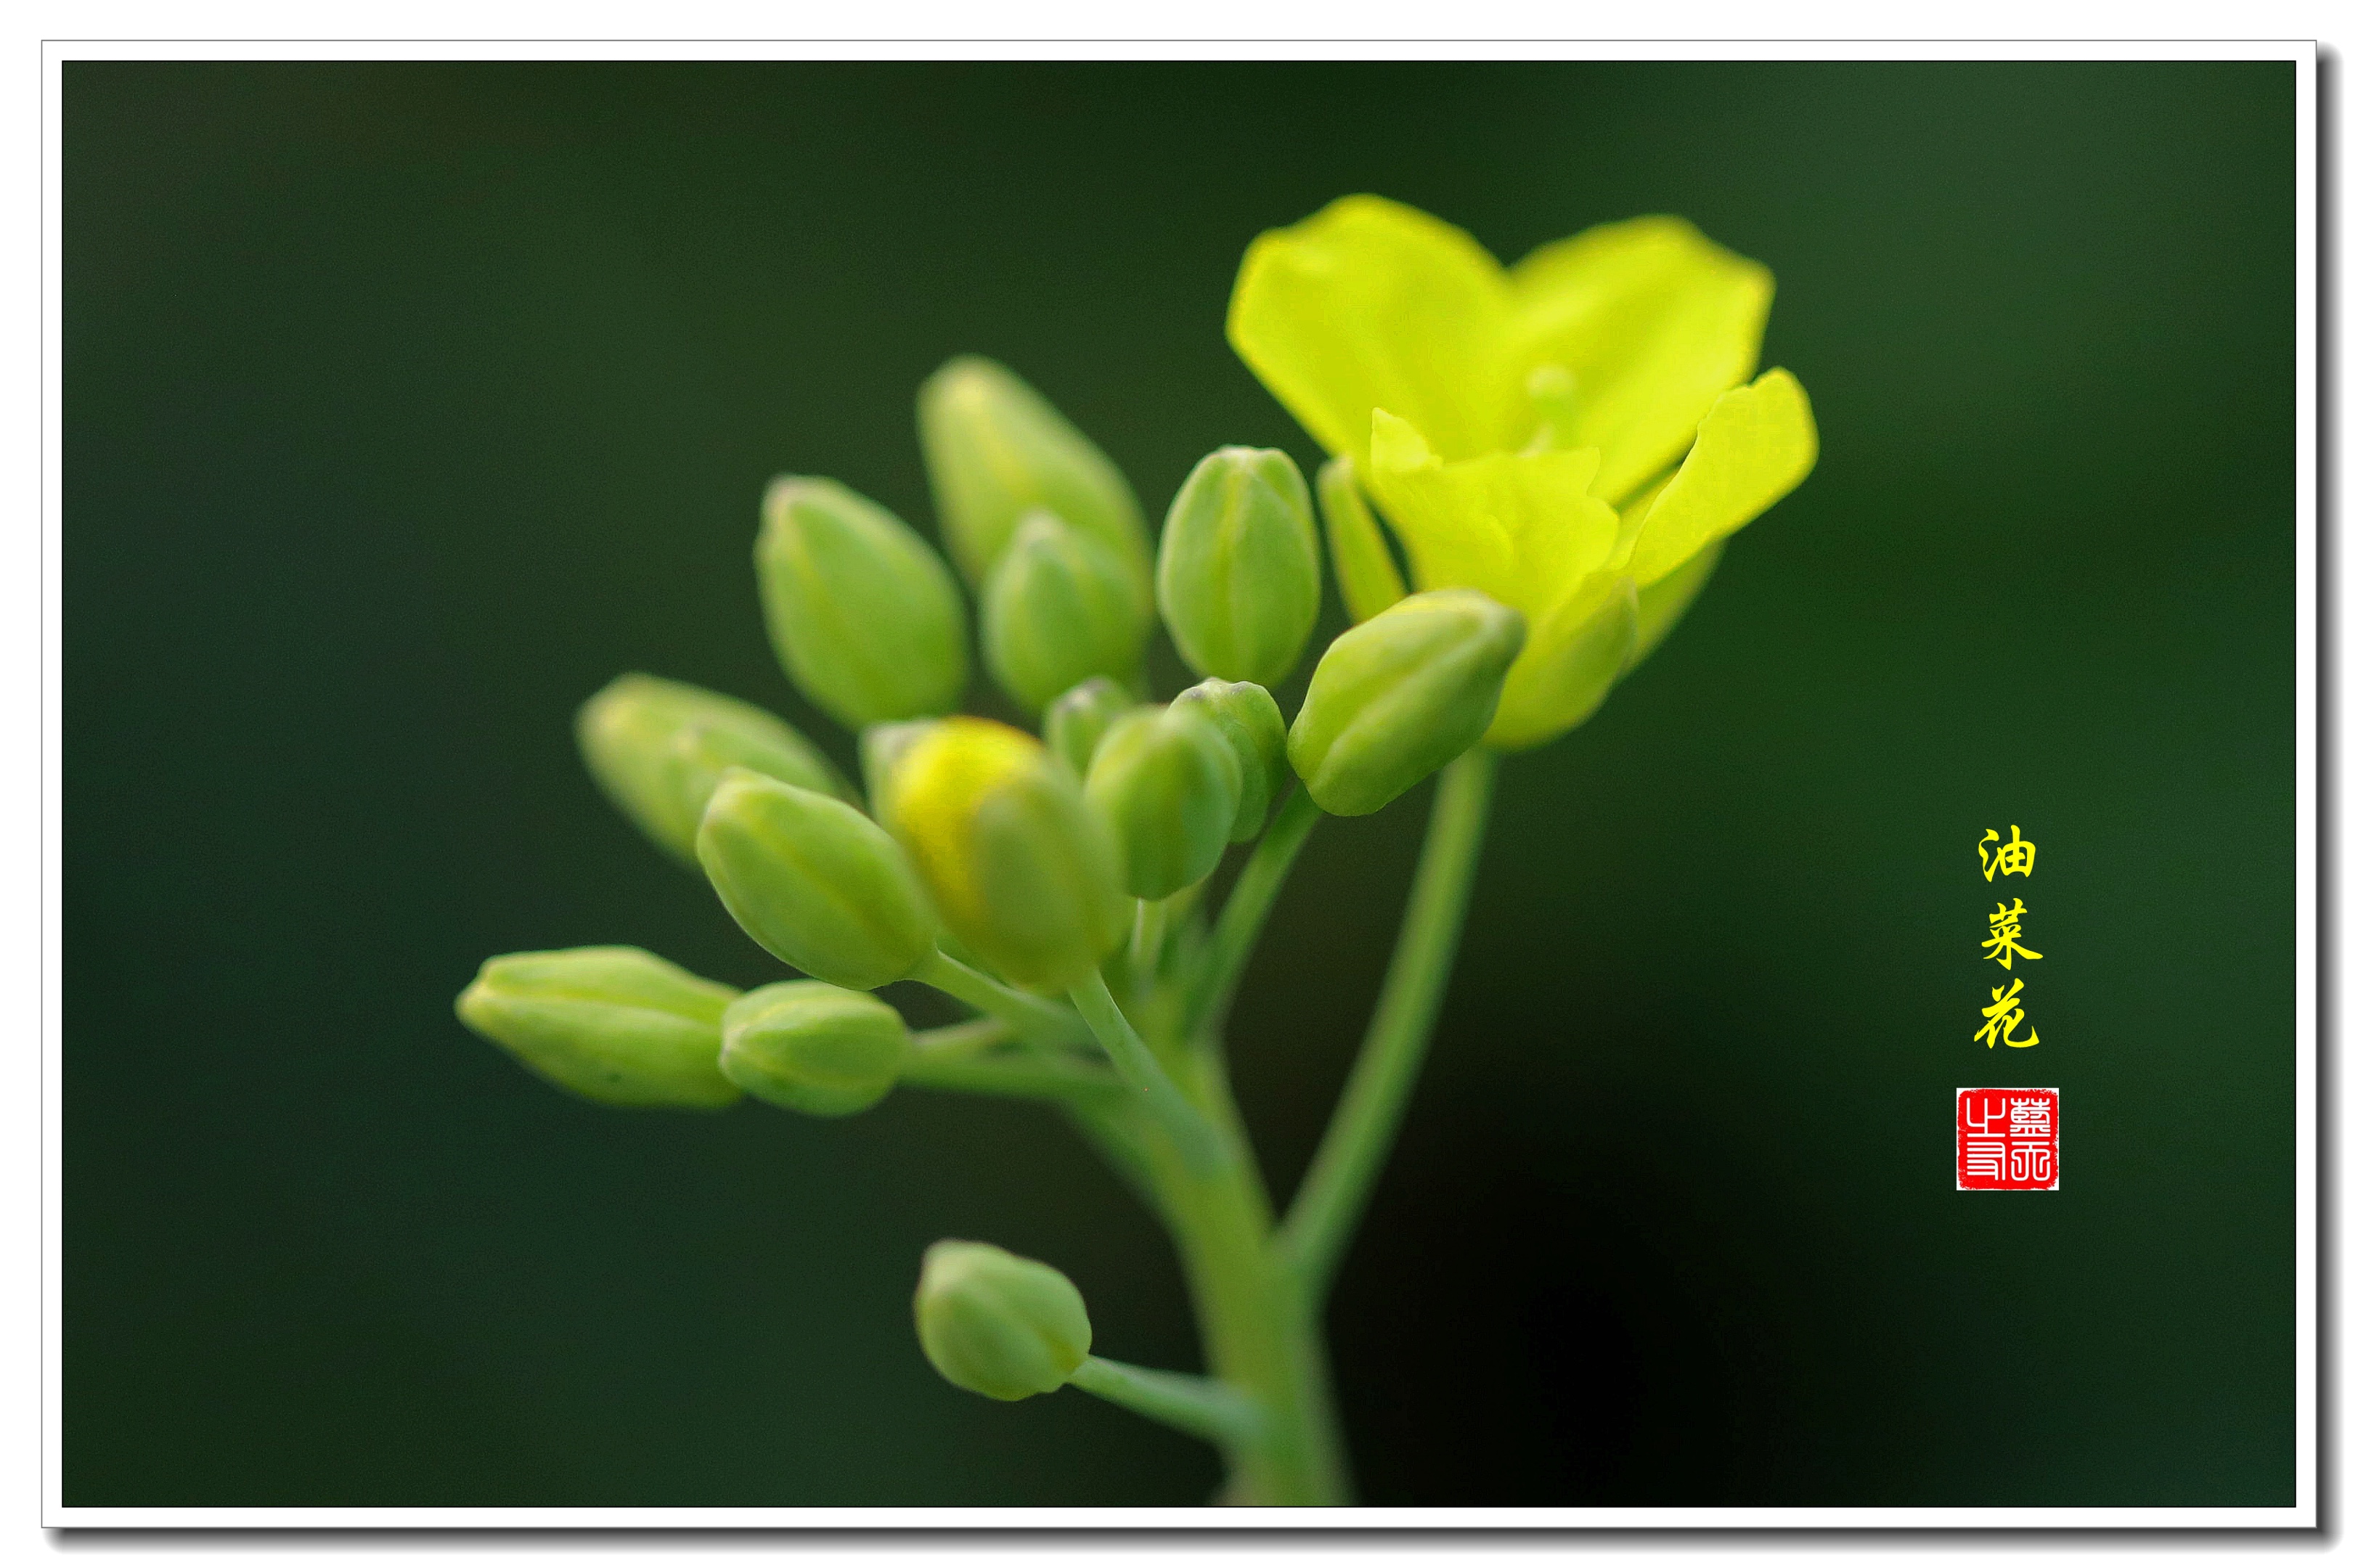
[914,947,1087,1047]
[907,1017,1011,1061]
[900,1049,1123,1102]
[1069,969,1225,1172]
[1186,786,1322,1036]
[1067,1356,1263,1447]
[1281,749,1498,1304]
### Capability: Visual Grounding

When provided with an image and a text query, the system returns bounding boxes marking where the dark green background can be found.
[65,61,2297,1506]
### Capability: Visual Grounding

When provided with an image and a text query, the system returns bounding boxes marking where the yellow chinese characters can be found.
[1970,827,2044,1048]
[1981,899,2042,971]
[1975,977,2039,1048]
[1978,825,2036,881]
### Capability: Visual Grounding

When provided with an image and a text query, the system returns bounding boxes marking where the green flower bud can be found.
[917,355,1151,596]
[455,946,741,1110]
[1171,678,1289,841]
[695,768,938,990]
[1043,676,1136,778]
[1156,445,1321,686]
[913,1240,1092,1402]
[1287,589,1526,817]
[875,717,1125,993]
[756,476,969,730]
[719,980,910,1117]
[1084,706,1241,899]
[578,674,855,865]
[981,511,1151,714]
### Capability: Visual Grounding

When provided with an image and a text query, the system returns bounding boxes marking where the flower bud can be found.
[916,356,1151,595]
[578,674,855,865]
[1156,446,1321,686]
[1171,678,1289,841]
[1043,676,1136,779]
[875,717,1125,993]
[859,719,937,808]
[1084,706,1241,899]
[695,768,938,990]
[719,980,910,1116]
[756,476,970,730]
[981,511,1151,714]
[455,946,741,1110]
[1287,589,1525,816]
[913,1240,1093,1402]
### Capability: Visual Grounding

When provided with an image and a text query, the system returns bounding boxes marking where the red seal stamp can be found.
[1957,1087,2059,1190]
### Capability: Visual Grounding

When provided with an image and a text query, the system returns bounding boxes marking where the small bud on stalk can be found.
[578,674,854,865]
[1043,676,1136,778]
[1170,678,1289,841]
[1156,445,1321,687]
[1084,706,1241,899]
[913,1240,1093,1402]
[1287,589,1525,817]
[756,476,970,730]
[695,769,939,990]
[982,512,1152,714]
[455,946,741,1109]
[874,717,1126,993]
[916,355,1151,596]
[720,980,910,1116]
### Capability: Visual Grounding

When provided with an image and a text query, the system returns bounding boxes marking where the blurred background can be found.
[65,61,2296,1506]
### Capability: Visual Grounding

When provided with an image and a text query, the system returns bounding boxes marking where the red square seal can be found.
[1957,1087,2060,1190]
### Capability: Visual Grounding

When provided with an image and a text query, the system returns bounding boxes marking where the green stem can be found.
[914,948,1086,1047]
[907,1017,1009,1061]
[1131,1064,1352,1505]
[1067,1356,1262,1447]
[901,1050,1123,1103]
[1281,748,1498,1304]
[1069,971,1225,1172]
[1186,786,1321,1036]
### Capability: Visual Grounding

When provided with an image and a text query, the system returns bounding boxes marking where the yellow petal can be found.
[1485,571,1639,751]
[1623,369,1816,589]
[1228,195,1516,470]
[1509,216,1773,505]
[1365,409,1618,622]
[1629,537,1723,667]
[1315,456,1406,624]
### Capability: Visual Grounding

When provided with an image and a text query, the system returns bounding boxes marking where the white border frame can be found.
[36,36,2320,1532]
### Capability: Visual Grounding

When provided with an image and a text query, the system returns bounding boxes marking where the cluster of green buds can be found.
[457,195,1815,1505]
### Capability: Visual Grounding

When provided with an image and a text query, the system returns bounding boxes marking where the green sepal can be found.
[1315,457,1406,624]
[1484,572,1639,752]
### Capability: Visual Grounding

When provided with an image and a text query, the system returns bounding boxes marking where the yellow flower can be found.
[1229,195,1818,751]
